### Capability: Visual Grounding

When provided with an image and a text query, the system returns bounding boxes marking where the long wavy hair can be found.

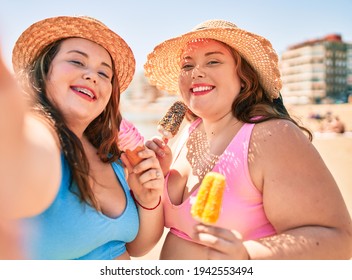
[186,41,312,140]
[21,39,123,210]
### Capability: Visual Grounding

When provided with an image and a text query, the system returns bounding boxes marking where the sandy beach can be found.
[288,103,352,216]
[134,103,352,260]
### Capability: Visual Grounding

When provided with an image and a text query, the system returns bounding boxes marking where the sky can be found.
[1,0,352,75]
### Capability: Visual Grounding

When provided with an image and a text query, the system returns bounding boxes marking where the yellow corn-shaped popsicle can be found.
[191,172,226,224]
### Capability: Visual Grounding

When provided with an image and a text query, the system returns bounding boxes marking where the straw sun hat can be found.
[144,19,282,100]
[12,15,135,93]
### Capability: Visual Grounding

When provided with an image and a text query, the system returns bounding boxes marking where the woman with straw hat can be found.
[145,19,352,259]
[0,15,164,259]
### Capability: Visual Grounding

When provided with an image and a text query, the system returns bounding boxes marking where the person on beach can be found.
[0,15,164,259]
[319,112,345,134]
[144,19,352,259]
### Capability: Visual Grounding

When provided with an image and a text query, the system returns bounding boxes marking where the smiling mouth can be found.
[191,85,214,94]
[71,86,96,100]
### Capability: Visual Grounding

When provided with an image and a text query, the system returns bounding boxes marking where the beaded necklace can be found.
[186,129,220,180]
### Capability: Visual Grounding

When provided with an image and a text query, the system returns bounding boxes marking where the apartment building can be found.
[280,34,351,104]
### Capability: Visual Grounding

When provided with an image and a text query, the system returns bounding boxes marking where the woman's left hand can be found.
[193,224,250,260]
[145,136,173,177]
[121,146,164,208]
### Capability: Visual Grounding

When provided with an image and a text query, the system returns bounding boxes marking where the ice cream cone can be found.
[118,118,145,167]
[125,146,145,167]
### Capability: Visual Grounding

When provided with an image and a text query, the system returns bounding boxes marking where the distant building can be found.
[347,44,352,102]
[280,34,352,104]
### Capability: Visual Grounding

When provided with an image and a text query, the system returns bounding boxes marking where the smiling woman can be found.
[64,46,114,101]
[0,15,164,260]
[145,19,352,260]
[44,38,114,124]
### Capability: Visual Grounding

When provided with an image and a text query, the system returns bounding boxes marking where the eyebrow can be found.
[182,51,225,60]
[67,50,113,70]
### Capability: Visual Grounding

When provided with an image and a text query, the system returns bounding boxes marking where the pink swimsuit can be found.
[163,118,276,242]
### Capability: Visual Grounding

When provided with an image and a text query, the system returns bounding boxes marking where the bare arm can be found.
[127,199,164,257]
[0,50,61,219]
[122,148,164,257]
[246,119,352,259]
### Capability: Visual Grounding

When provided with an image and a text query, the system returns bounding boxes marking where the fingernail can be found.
[195,224,206,231]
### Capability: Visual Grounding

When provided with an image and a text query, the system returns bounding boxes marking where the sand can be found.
[133,104,352,260]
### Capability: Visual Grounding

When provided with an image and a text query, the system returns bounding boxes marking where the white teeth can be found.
[73,87,94,98]
[192,86,213,92]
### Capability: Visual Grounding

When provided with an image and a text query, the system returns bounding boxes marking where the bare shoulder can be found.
[252,119,310,146]
[248,119,316,191]
[250,119,314,159]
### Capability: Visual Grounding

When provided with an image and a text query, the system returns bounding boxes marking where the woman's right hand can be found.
[145,136,172,177]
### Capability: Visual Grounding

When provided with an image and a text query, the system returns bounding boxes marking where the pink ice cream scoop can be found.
[118,119,145,166]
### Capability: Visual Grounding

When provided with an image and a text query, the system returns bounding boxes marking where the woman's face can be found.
[178,39,242,120]
[45,38,114,131]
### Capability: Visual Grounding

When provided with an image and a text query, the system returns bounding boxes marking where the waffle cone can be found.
[125,146,145,167]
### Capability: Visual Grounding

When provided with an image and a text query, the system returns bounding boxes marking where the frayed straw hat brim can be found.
[144,20,281,100]
[12,16,135,93]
